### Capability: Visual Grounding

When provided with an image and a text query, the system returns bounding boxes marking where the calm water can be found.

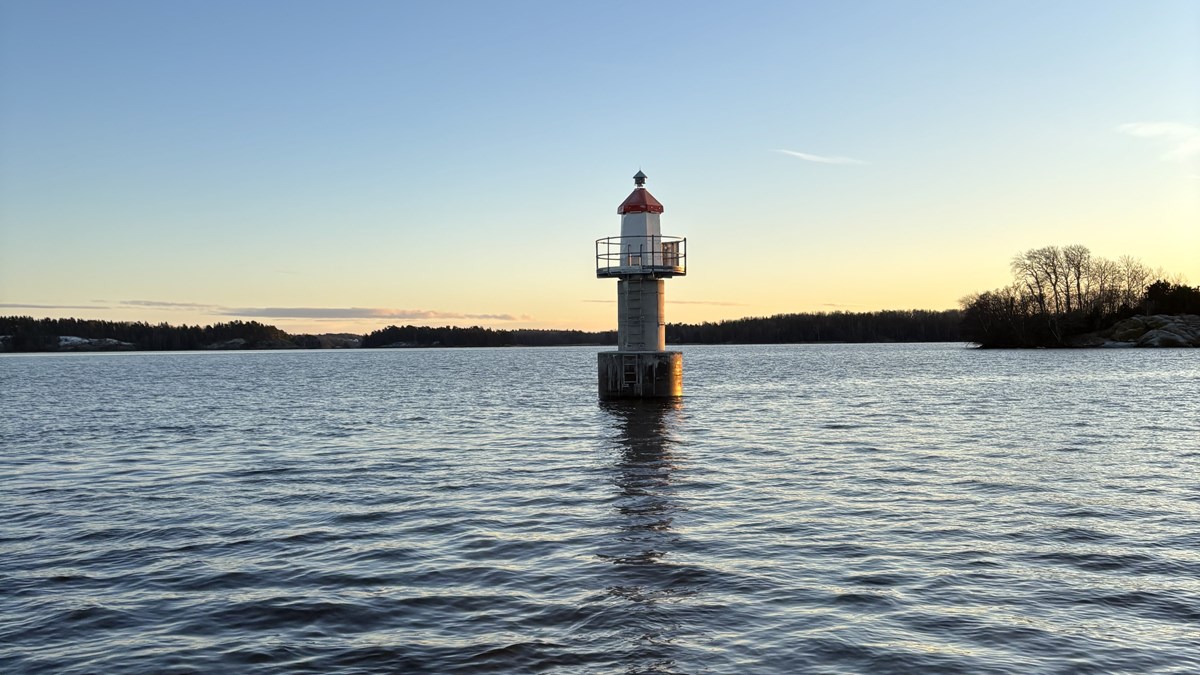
[2,344,1199,673]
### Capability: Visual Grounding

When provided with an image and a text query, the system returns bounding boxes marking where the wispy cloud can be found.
[0,302,108,310]
[219,307,526,321]
[774,149,868,165]
[1116,122,1200,160]
[2,299,530,323]
[119,300,219,309]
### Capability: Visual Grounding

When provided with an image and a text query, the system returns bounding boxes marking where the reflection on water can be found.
[598,400,691,673]
[601,399,684,567]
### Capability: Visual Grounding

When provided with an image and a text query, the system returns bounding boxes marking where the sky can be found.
[1,1,1197,334]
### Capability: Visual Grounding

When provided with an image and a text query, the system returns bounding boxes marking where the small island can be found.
[960,245,1199,348]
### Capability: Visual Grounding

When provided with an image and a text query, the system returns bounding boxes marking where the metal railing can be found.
[595,235,687,278]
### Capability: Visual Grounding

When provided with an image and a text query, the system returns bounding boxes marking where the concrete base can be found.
[598,351,682,399]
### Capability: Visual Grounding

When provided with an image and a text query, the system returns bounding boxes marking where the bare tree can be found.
[1012,249,1049,315]
[1013,246,1071,315]
[1088,256,1123,316]
[1118,255,1149,309]
[1062,244,1091,314]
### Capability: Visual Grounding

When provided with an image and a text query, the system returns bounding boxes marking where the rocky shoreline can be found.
[1071,314,1200,348]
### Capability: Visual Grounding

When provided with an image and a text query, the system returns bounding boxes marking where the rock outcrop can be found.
[56,336,137,351]
[1097,314,1200,348]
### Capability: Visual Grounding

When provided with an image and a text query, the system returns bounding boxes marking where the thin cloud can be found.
[120,300,219,309]
[0,302,108,310]
[220,307,524,321]
[1116,122,1200,160]
[775,148,868,165]
[3,300,527,322]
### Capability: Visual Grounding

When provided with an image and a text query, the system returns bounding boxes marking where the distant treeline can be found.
[362,310,962,348]
[960,245,1200,347]
[361,325,616,348]
[0,317,295,351]
[666,310,961,344]
[2,309,970,353]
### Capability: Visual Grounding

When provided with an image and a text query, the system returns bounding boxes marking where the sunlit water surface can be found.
[2,344,1198,673]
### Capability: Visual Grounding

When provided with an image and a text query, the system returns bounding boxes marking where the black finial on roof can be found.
[633,170,647,187]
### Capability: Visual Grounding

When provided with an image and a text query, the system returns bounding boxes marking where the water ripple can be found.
[1,345,1198,673]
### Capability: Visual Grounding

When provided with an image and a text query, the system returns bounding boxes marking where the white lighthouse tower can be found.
[595,171,686,398]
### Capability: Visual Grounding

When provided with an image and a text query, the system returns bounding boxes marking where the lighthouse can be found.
[595,171,686,398]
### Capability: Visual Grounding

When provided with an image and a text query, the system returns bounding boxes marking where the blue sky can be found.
[1,1,1196,332]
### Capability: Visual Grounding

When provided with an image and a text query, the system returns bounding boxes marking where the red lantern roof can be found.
[617,172,664,214]
[618,188,664,215]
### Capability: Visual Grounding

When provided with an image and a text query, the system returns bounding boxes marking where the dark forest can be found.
[2,309,962,352]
